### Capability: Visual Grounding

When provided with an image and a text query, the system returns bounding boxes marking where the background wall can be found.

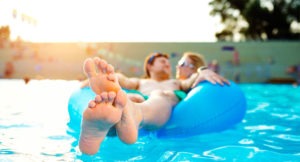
[0,42,299,83]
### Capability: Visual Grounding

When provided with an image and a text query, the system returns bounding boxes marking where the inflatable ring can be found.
[67,81,247,138]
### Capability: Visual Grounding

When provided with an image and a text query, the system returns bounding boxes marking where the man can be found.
[79,53,228,154]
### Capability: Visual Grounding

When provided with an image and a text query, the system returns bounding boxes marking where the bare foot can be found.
[83,57,120,94]
[115,99,143,144]
[79,91,126,154]
[79,57,142,154]
[79,57,126,154]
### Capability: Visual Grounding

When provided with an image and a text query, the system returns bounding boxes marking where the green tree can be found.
[209,0,300,41]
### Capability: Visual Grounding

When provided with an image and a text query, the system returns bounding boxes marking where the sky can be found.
[0,0,221,42]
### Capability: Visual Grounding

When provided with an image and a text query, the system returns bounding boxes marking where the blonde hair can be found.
[182,52,206,69]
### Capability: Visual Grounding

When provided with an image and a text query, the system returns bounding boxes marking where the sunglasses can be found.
[177,60,195,68]
[147,53,169,64]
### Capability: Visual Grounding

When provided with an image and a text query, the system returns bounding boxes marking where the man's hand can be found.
[192,69,230,88]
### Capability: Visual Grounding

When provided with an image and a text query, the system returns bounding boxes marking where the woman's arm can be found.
[191,68,230,88]
[180,73,199,91]
[180,68,230,91]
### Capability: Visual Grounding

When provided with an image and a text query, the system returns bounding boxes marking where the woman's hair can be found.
[143,52,169,78]
[183,52,206,69]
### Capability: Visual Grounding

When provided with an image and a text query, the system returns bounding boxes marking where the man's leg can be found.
[80,57,179,154]
[79,58,127,154]
[138,90,179,129]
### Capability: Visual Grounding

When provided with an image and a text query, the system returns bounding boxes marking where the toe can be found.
[108,91,116,104]
[106,64,114,73]
[95,95,102,103]
[114,90,127,108]
[83,58,97,78]
[96,59,108,74]
[88,100,96,108]
[107,73,116,82]
[100,92,109,102]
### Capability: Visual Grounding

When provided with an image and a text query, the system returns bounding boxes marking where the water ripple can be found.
[239,138,254,145]
[273,134,300,142]
[1,80,300,161]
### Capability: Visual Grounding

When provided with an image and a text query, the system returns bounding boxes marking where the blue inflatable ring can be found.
[68,81,247,138]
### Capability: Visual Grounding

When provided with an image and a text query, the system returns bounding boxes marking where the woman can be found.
[176,52,228,87]
[176,52,206,80]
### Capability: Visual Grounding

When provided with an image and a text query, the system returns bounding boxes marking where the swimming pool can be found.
[0,79,299,161]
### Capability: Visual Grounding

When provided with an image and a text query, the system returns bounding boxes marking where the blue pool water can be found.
[0,79,300,161]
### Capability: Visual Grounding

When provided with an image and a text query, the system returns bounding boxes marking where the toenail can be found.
[89,102,96,108]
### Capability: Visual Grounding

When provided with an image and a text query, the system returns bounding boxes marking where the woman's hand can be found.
[192,69,230,88]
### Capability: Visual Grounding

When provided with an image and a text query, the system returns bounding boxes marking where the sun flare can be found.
[0,0,218,42]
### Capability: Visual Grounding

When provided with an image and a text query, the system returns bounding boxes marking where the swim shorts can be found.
[124,89,187,101]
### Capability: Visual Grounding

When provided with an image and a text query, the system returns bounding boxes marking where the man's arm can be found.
[115,73,140,90]
[79,73,139,90]
[80,79,89,88]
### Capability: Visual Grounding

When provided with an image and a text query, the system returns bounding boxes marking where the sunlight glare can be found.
[1,0,218,42]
